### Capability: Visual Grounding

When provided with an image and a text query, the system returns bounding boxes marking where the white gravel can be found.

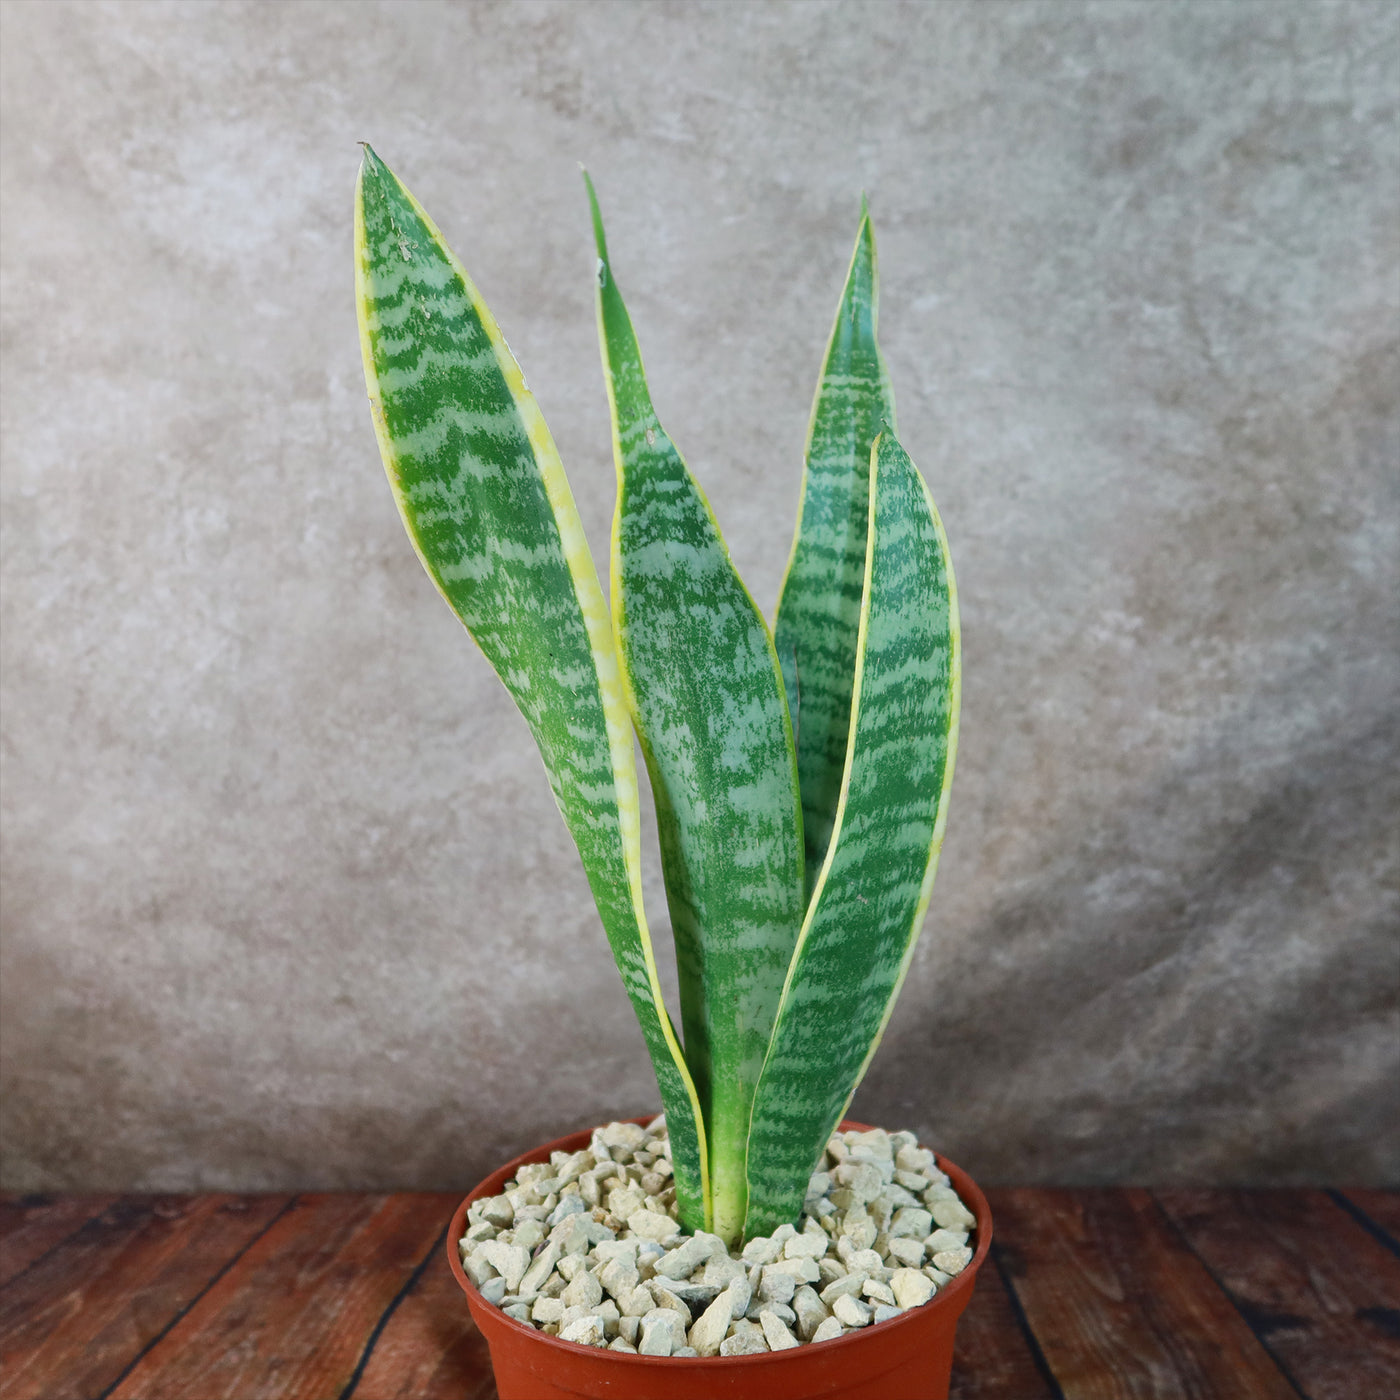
[459,1120,977,1354]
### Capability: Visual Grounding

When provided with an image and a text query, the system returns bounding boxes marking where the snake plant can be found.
[354,149,959,1248]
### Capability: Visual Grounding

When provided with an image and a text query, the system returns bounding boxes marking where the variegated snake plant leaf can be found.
[775,202,896,896]
[587,176,805,1245]
[354,148,709,1229]
[744,430,960,1237]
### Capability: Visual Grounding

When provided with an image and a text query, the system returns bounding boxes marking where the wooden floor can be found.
[0,1189,1396,1398]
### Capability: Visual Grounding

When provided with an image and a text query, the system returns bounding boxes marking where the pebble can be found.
[461,1120,976,1350]
[890,1268,936,1308]
[890,1207,934,1239]
[602,1121,647,1153]
[887,1236,925,1267]
[832,1293,872,1328]
[926,1228,968,1253]
[742,1234,783,1266]
[750,1298,796,1325]
[548,1195,588,1228]
[842,1246,885,1274]
[727,1274,754,1318]
[839,1207,878,1251]
[599,1258,639,1300]
[759,1309,801,1350]
[666,1279,722,1311]
[834,1161,884,1203]
[655,1232,724,1279]
[767,1256,821,1283]
[703,1254,748,1287]
[758,1266,798,1304]
[531,1296,564,1323]
[620,1282,655,1316]
[784,1232,829,1260]
[478,1195,513,1227]
[648,1280,689,1314]
[931,1198,976,1231]
[639,1306,688,1356]
[720,1328,769,1356]
[608,1186,646,1219]
[896,1145,936,1175]
[792,1284,829,1340]
[687,1284,740,1356]
[819,1270,868,1305]
[637,1315,671,1356]
[628,1208,681,1243]
[931,1246,973,1276]
[562,1270,602,1309]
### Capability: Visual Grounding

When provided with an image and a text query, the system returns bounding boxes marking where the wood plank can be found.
[1338,1189,1400,1247]
[347,1241,495,1400]
[986,1188,1298,1400]
[0,1194,290,1400]
[108,1193,457,1400]
[948,1247,1059,1399]
[0,1194,120,1288]
[1157,1188,1400,1400]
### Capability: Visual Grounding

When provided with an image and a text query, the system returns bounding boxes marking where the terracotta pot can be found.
[447,1116,992,1400]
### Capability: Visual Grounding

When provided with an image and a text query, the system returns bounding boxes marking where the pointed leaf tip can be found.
[583,170,609,266]
[858,201,876,250]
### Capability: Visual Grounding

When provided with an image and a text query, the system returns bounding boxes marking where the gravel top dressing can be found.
[459,1120,976,1356]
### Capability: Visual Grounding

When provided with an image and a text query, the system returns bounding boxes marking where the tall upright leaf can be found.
[744,432,960,1238]
[587,177,805,1245]
[355,148,709,1228]
[775,207,896,894]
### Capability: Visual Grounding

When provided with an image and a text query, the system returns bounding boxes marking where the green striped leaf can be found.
[587,176,805,1246]
[744,431,960,1239]
[775,205,896,895]
[354,148,709,1229]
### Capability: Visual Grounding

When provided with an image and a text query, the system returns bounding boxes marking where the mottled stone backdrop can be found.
[2,0,1396,1191]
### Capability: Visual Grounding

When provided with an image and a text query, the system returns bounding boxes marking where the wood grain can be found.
[987,1187,1299,1399]
[8,1190,1381,1398]
[1339,1189,1400,1248]
[0,1194,290,1400]
[1157,1188,1400,1400]
[106,1193,455,1400]
[347,1244,495,1400]
[948,1247,1059,1399]
[0,1194,119,1289]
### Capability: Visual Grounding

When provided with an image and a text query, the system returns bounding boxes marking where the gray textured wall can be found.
[2,0,1396,1192]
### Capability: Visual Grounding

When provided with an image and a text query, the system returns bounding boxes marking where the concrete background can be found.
[1,0,1396,1192]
